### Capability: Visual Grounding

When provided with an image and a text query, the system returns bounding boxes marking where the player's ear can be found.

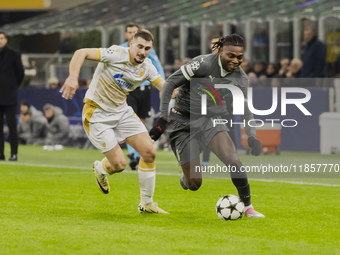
[129,40,133,47]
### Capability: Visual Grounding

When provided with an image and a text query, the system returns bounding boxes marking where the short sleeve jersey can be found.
[164,53,249,116]
[85,45,162,112]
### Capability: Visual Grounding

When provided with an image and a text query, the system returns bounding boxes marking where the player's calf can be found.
[105,158,126,174]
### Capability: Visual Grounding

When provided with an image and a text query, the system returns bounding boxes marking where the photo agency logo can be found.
[199,81,312,128]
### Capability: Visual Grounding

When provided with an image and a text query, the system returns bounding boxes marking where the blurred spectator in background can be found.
[18,110,47,145]
[300,25,326,78]
[248,72,259,87]
[48,76,60,89]
[265,63,278,78]
[43,104,70,146]
[172,59,182,72]
[0,31,24,161]
[278,58,289,77]
[181,58,191,65]
[59,32,72,54]
[20,100,39,116]
[18,100,46,145]
[240,60,251,74]
[285,59,303,78]
[252,62,266,78]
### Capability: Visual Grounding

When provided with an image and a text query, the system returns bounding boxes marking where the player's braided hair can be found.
[211,33,245,52]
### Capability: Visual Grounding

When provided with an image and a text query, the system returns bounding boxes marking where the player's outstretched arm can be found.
[153,79,165,92]
[60,48,98,99]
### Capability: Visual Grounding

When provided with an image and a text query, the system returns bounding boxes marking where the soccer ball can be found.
[216,194,244,220]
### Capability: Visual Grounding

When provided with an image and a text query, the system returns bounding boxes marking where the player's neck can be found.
[128,49,138,66]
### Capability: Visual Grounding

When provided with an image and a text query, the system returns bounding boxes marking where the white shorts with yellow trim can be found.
[82,103,147,153]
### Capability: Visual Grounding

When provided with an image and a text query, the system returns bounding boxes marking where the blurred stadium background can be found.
[1,0,340,153]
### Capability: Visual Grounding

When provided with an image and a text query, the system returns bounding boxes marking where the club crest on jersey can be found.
[139,68,145,77]
[113,73,133,89]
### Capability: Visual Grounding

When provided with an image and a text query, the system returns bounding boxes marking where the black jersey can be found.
[160,53,249,118]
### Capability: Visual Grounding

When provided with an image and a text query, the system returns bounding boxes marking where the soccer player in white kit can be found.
[60,29,168,214]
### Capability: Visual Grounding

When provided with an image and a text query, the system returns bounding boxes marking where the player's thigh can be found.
[115,106,148,141]
[170,135,201,165]
[209,131,239,165]
[115,107,153,159]
[167,114,202,166]
[181,156,202,183]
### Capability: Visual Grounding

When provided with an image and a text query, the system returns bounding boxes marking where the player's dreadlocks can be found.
[211,33,245,53]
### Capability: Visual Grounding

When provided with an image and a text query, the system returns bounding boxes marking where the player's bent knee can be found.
[224,153,241,167]
[140,147,156,163]
[229,158,242,167]
[107,160,126,173]
[114,161,127,171]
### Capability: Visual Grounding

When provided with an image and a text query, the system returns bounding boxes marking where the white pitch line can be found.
[0,161,90,170]
[1,162,339,187]
[251,178,340,187]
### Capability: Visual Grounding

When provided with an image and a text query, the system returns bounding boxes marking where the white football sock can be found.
[96,158,110,175]
[245,204,253,211]
[138,160,156,206]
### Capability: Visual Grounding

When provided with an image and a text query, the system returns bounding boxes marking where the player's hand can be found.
[60,75,79,100]
[149,118,167,141]
[248,136,261,156]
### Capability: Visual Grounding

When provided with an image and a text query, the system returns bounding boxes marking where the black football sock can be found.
[235,183,251,206]
[231,175,251,206]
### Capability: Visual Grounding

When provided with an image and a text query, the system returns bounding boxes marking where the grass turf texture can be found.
[0,145,339,254]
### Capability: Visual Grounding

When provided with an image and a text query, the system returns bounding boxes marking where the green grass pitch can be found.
[0,144,339,254]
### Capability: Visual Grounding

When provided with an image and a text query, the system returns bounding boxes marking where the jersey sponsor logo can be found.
[113,73,134,90]
[190,61,200,71]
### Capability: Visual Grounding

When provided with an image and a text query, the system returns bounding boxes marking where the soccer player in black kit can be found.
[150,34,265,217]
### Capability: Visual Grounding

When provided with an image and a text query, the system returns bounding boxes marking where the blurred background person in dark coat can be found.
[300,25,326,78]
[0,31,24,161]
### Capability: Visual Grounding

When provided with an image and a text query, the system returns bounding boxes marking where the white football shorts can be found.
[82,103,147,153]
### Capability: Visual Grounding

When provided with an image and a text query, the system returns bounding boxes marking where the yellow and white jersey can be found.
[84,45,162,112]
